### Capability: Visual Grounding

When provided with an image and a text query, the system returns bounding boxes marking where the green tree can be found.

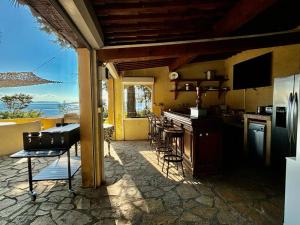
[1,94,33,113]
[0,94,43,119]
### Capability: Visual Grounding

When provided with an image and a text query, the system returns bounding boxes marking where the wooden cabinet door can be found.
[194,131,222,176]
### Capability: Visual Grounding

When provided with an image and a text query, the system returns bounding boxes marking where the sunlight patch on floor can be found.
[139,149,202,185]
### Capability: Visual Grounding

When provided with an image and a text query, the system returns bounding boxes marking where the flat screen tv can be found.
[233,52,272,90]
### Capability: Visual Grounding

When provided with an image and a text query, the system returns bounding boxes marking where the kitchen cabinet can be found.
[163,111,222,177]
[169,77,229,100]
[194,131,222,176]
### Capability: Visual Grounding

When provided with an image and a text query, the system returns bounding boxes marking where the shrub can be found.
[0,94,43,119]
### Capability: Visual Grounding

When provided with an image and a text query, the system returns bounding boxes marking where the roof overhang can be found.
[57,0,104,49]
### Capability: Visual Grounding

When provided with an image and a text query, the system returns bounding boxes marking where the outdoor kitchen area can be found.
[1,0,300,225]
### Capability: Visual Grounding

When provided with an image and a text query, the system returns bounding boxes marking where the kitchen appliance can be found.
[185,83,193,91]
[190,107,207,118]
[256,105,272,115]
[248,122,265,165]
[204,70,216,80]
[272,74,299,168]
[265,106,273,115]
[256,106,266,115]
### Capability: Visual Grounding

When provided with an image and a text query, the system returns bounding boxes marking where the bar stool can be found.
[147,114,153,141]
[151,117,163,149]
[162,127,185,177]
[147,114,156,146]
[155,119,174,164]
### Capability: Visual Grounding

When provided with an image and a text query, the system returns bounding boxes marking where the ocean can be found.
[0,102,80,117]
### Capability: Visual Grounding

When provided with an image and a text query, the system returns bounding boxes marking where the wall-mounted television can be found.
[233,52,272,90]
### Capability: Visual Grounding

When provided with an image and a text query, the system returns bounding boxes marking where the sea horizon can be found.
[0,101,80,117]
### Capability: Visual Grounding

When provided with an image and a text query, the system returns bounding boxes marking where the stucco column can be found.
[77,48,103,187]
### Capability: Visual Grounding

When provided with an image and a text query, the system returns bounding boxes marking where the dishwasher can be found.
[248,122,266,164]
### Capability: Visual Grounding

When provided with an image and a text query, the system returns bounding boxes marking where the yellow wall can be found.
[0,121,41,156]
[225,44,300,112]
[176,60,226,108]
[122,60,225,111]
[123,119,149,140]
[112,60,225,140]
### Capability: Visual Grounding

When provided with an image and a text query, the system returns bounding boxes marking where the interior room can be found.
[1,0,300,225]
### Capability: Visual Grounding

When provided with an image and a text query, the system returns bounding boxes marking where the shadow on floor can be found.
[101,141,284,225]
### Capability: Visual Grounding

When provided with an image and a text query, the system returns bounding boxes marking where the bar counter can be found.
[163,111,223,177]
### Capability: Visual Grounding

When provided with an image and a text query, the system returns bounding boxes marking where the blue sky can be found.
[0,1,78,103]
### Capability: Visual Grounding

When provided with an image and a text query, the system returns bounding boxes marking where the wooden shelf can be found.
[170,76,230,100]
[170,89,196,92]
[170,77,228,83]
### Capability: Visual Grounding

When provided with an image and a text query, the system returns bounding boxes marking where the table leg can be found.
[75,142,78,157]
[27,157,36,201]
[67,149,72,191]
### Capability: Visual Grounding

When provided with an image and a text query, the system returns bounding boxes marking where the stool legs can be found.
[166,161,170,177]
[163,133,185,178]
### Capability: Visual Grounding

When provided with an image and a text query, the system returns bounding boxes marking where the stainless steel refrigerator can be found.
[272,74,299,168]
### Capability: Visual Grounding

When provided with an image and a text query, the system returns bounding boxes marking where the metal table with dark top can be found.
[10,124,80,201]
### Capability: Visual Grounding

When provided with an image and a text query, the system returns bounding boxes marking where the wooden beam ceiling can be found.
[169,55,198,71]
[98,30,300,62]
[115,58,176,72]
[92,0,234,45]
[213,0,279,35]
[171,0,280,70]
[92,0,300,71]
[93,1,230,16]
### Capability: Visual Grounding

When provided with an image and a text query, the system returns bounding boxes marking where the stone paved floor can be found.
[0,141,284,225]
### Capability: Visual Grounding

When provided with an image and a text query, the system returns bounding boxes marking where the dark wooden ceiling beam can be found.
[116,58,175,71]
[168,0,279,70]
[214,0,279,35]
[97,11,223,20]
[104,29,208,38]
[169,55,198,71]
[106,32,209,41]
[98,31,300,62]
[94,1,231,16]
[106,34,210,45]
[102,23,209,33]
[99,14,216,26]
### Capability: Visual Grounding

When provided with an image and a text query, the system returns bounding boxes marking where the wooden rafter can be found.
[214,0,279,35]
[93,1,230,15]
[115,58,176,71]
[98,30,300,62]
[169,0,280,70]
[169,55,198,71]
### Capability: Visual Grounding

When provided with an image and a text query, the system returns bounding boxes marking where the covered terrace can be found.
[1,0,300,224]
